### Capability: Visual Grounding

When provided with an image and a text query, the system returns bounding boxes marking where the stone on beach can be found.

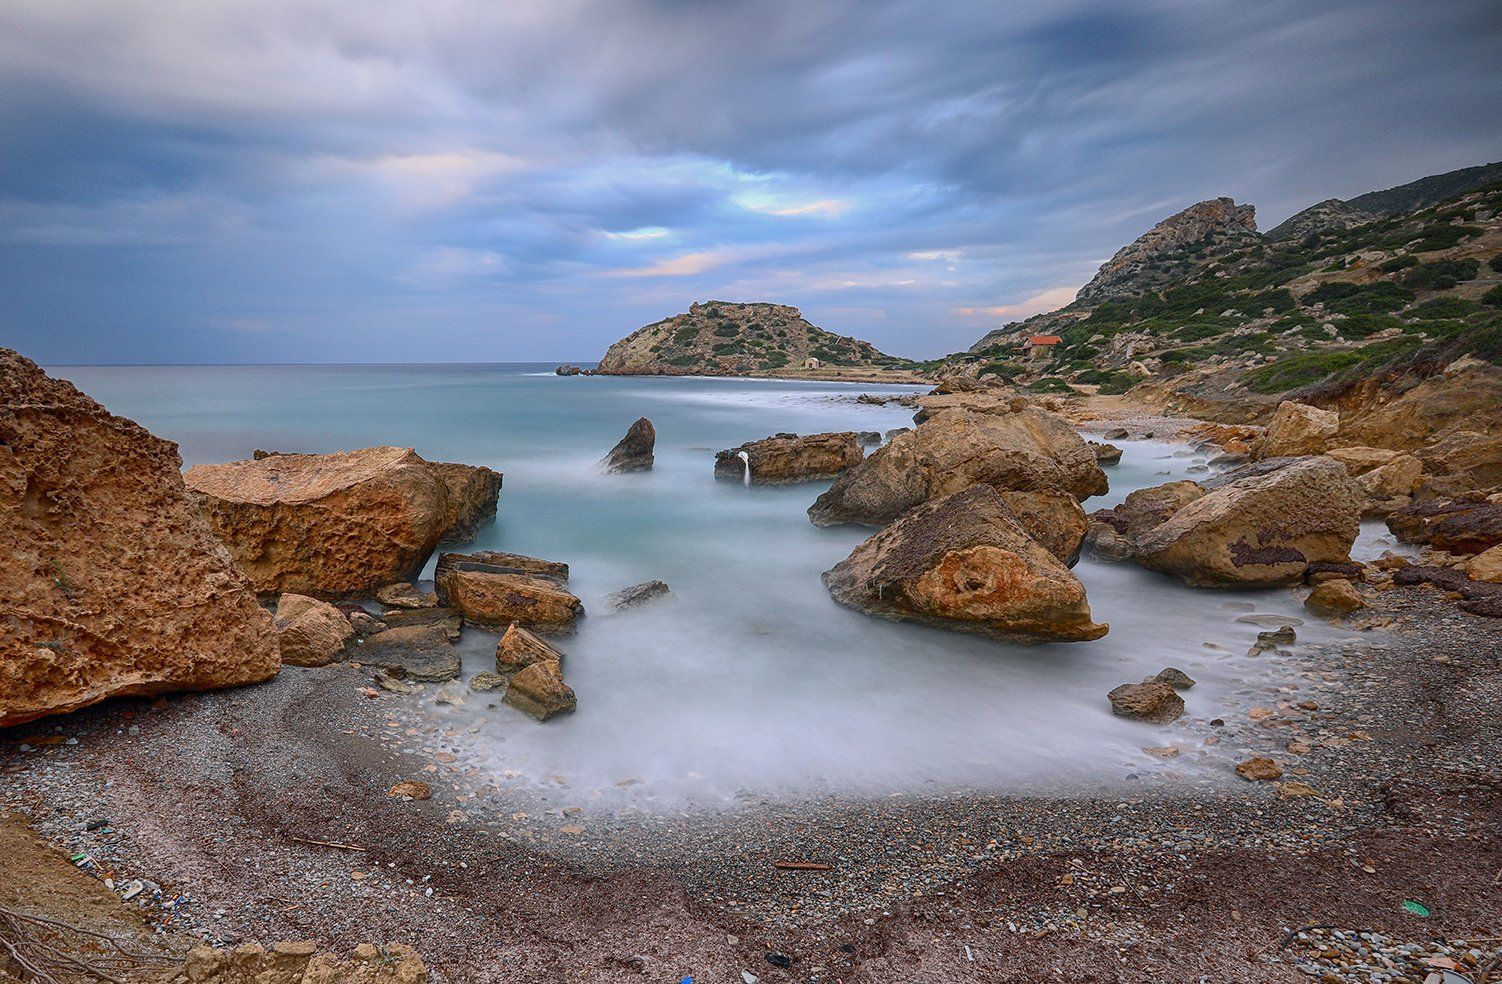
[1235,757,1284,781]
[1252,401,1338,459]
[714,431,863,485]
[503,659,577,721]
[821,485,1108,644]
[1304,578,1366,618]
[495,623,567,673]
[1107,682,1185,724]
[184,447,500,597]
[1134,456,1362,587]
[437,567,583,633]
[1086,480,1206,562]
[1387,496,1502,555]
[0,349,279,727]
[601,416,656,473]
[605,579,674,612]
[274,594,355,667]
[358,625,461,682]
[808,407,1107,528]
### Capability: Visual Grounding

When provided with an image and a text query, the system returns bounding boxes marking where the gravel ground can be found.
[3,583,1500,983]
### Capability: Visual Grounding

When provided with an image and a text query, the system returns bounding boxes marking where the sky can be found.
[2,1,1500,365]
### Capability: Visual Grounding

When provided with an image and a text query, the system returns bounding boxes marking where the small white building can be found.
[803,357,822,369]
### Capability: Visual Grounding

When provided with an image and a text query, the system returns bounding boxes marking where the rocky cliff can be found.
[1074,197,1259,304]
[594,301,907,376]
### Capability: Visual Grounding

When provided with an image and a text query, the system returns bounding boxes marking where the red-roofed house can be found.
[1025,335,1062,361]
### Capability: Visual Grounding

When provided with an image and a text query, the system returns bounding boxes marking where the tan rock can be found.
[375,582,436,609]
[714,431,863,485]
[388,780,431,800]
[1387,496,1502,554]
[1304,578,1366,618]
[1235,757,1283,781]
[1107,682,1184,723]
[179,941,425,983]
[1462,544,1502,583]
[186,447,499,597]
[1415,430,1502,496]
[274,594,354,667]
[995,489,1089,566]
[1325,446,1399,476]
[438,568,582,632]
[436,550,569,584]
[503,660,576,720]
[359,625,461,682]
[1253,401,1338,459]
[821,485,1108,644]
[0,349,278,727]
[809,407,1107,528]
[496,622,566,672]
[427,460,502,543]
[1356,453,1422,516]
[1086,480,1206,561]
[1135,457,1362,587]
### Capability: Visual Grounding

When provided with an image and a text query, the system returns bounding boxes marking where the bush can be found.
[1027,377,1075,394]
[1407,297,1478,319]
[1305,281,1414,315]
[1402,258,1480,290]
[1483,285,1502,309]
[1379,256,1419,272]
[1490,253,1502,274]
[1242,338,1419,393]
[1411,224,1481,252]
[1097,372,1143,395]
[675,325,701,342]
[1338,313,1405,338]
[713,325,738,337]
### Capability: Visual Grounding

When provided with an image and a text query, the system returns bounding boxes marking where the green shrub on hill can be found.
[1483,285,1502,309]
[1407,297,1478,319]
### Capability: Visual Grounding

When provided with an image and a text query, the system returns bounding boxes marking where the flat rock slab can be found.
[605,580,673,612]
[437,550,570,584]
[496,623,566,672]
[438,568,582,633]
[357,625,461,682]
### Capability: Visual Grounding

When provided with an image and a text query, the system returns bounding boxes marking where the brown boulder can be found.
[1388,496,1502,555]
[428,460,502,542]
[496,622,566,673]
[1325,446,1399,476]
[1088,441,1123,465]
[601,417,656,473]
[821,485,1107,644]
[1135,457,1362,587]
[809,408,1107,528]
[274,594,354,667]
[185,448,500,597]
[1304,578,1365,618]
[1355,453,1422,516]
[1086,481,1206,562]
[1414,430,1502,496]
[714,431,863,485]
[374,582,436,609]
[1462,545,1502,584]
[436,550,569,584]
[0,350,279,727]
[1252,401,1338,459]
[503,660,576,721]
[996,489,1089,566]
[1235,757,1283,781]
[1107,682,1185,723]
[358,624,461,682]
[437,568,582,632]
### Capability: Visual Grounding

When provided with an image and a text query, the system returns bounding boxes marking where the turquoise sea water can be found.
[53,364,1398,805]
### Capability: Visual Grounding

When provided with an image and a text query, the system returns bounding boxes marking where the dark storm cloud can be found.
[1,0,1499,363]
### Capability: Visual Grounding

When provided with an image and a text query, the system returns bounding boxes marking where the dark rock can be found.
[715,432,863,485]
[857,431,882,445]
[437,550,569,584]
[601,417,655,473]
[1107,682,1185,723]
[358,624,461,682]
[1152,667,1196,690]
[555,364,582,376]
[1387,496,1502,555]
[605,580,674,612]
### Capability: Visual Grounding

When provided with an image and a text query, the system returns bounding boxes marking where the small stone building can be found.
[1024,335,1062,361]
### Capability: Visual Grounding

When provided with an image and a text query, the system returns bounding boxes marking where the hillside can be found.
[1266,159,1502,240]
[594,301,915,378]
[943,164,1502,433]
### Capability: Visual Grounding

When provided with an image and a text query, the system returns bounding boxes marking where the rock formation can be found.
[1388,496,1502,555]
[605,580,674,611]
[503,658,576,720]
[184,448,500,597]
[496,622,566,672]
[714,432,863,485]
[274,594,354,667]
[1086,481,1206,561]
[601,417,655,473]
[166,941,426,984]
[436,549,569,584]
[359,625,461,682]
[0,350,279,727]
[809,408,1107,527]
[1134,457,1363,587]
[1252,402,1339,460]
[436,560,582,633]
[821,485,1108,644]
[1075,197,1258,303]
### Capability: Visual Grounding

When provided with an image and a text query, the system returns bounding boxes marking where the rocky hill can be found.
[594,301,912,377]
[1266,160,1502,241]
[942,162,1502,439]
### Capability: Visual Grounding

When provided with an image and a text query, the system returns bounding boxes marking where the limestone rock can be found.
[1414,430,1502,496]
[468,671,507,692]
[1088,441,1123,465]
[495,623,566,673]
[1304,578,1366,618]
[436,550,569,584]
[428,460,502,543]
[1356,454,1422,516]
[185,448,500,597]
[1235,757,1283,782]
[605,579,674,611]
[1086,481,1206,562]
[1135,457,1362,587]
[437,568,582,633]
[1253,402,1339,459]
[1325,446,1399,476]
[601,417,655,473]
[379,607,461,639]
[1107,682,1185,724]
[0,349,279,727]
[358,625,461,682]
[1388,496,1502,555]
[714,432,863,485]
[375,582,436,609]
[174,941,425,983]
[821,485,1108,644]
[275,594,355,667]
[503,660,576,721]
[996,489,1089,566]
[809,408,1107,528]
[1462,544,1502,584]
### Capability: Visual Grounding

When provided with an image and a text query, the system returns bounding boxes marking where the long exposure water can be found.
[55,363,1402,807]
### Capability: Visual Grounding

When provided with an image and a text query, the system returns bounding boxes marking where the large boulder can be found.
[1304,578,1366,618]
[1325,446,1400,476]
[1387,495,1502,555]
[0,350,279,727]
[436,567,582,633]
[1086,481,1206,561]
[502,659,576,721]
[436,550,569,584]
[821,485,1108,644]
[1134,457,1363,587]
[995,489,1089,566]
[1414,430,1502,496]
[274,594,354,667]
[1252,401,1339,459]
[601,417,655,473]
[184,448,500,597]
[714,431,863,485]
[808,408,1107,528]
[1355,453,1422,516]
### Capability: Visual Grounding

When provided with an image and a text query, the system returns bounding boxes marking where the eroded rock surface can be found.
[1253,401,1339,459]
[1086,481,1206,561]
[714,431,863,485]
[601,417,655,473]
[437,568,582,633]
[274,594,354,667]
[0,350,279,727]
[168,941,426,984]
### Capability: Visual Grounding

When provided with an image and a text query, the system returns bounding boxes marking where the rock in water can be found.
[601,417,656,473]
[495,622,566,672]
[1107,682,1185,723]
[1252,401,1339,459]
[555,364,582,376]
[436,549,570,584]
[503,660,576,721]
[437,568,582,633]
[274,594,355,667]
[808,408,1107,528]
[714,432,863,485]
[605,580,674,612]
[1088,441,1123,465]
[1134,457,1362,587]
[184,448,501,596]
[1304,578,1366,618]
[1086,481,1206,562]
[994,489,1089,567]
[1152,667,1197,690]
[821,485,1108,644]
[0,349,279,727]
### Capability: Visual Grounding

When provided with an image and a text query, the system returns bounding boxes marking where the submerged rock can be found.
[184,447,500,596]
[503,660,576,721]
[468,671,507,693]
[809,408,1107,528]
[605,579,674,612]
[714,431,863,485]
[358,625,461,682]
[0,349,278,727]
[274,594,354,667]
[1134,457,1362,587]
[438,567,583,633]
[821,485,1108,644]
[1252,401,1338,459]
[555,364,582,376]
[601,417,655,473]
[857,430,882,446]
[1107,682,1185,723]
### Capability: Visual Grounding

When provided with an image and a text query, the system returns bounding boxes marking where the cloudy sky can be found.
[3,0,1500,364]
